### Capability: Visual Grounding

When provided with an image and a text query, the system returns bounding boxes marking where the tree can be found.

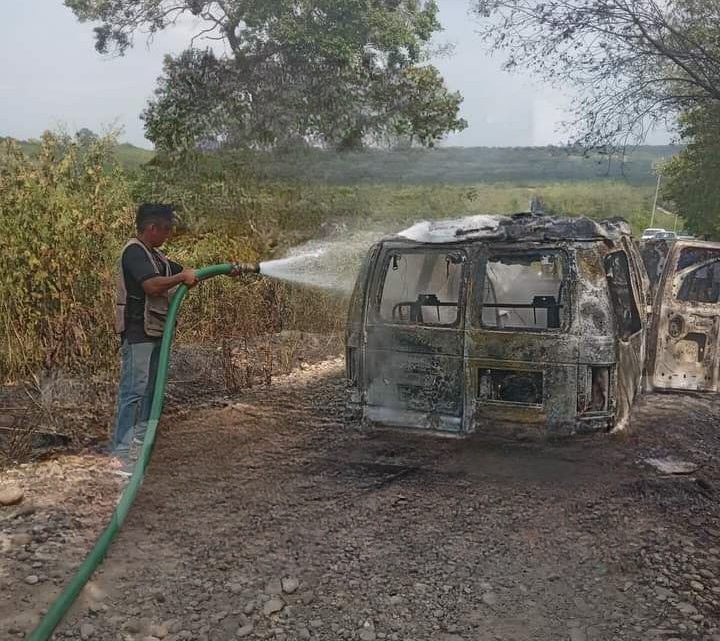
[75,128,99,146]
[65,0,467,151]
[663,106,720,237]
[473,0,720,149]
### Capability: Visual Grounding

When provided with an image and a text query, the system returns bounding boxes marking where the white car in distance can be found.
[641,228,667,240]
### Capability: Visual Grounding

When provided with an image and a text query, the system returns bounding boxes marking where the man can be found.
[110,203,199,474]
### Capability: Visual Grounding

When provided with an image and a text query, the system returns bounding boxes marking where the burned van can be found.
[646,239,720,392]
[346,213,651,437]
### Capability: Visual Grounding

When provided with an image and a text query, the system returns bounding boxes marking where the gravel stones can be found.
[13,532,32,546]
[358,620,376,641]
[676,602,698,615]
[149,622,168,638]
[281,576,299,594]
[6,358,720,641]
[0,485,24,506]
[568,627,586,641]
[263,597,284,616]
[265,578,283,595]
[236,622,254,637]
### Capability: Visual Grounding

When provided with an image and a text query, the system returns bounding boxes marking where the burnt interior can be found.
[481,251,567,330]
[379,250,465,326]
[480,369,544,406]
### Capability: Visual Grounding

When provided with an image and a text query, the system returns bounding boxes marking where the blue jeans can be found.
[111,340,161,460]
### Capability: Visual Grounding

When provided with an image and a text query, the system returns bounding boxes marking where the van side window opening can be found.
[379,251,464,325]
[677,260,720,303]
[673,247,720,304]
[604,251,641,340]
[676,247,720,271]
[481,252,567,330]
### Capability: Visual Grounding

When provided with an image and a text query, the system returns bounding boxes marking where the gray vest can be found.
[114,239,175,338]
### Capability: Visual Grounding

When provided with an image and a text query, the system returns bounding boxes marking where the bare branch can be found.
[473,0,720,149]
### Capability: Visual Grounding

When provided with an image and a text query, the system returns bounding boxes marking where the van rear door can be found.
[649,241,720,391]
[362,243,467,433]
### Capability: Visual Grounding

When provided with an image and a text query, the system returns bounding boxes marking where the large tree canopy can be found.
[65,0,466,151]
[663,106,720,237]
[473,0,720,149]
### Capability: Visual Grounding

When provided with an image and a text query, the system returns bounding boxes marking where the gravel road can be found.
[2,357,719,641]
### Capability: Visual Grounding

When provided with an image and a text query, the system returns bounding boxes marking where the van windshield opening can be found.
[379,251,464,326]
[481,252,567,330]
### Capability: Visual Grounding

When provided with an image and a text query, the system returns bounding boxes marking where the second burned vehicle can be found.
[646,239,720,393]
[346,213,653,437]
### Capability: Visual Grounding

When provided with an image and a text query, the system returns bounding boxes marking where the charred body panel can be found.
[640,238,674,296]
[346,213,650,437]
[647,240,720,392]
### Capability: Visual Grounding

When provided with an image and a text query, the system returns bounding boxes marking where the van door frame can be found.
[361,241,470,432]
[649,241,720,392]
[603,247,647,429]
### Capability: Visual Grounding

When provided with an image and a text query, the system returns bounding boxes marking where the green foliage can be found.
[0,133,134,377]
[66,0,465,152]
[0,134,668,381]
[663,107,720,239]
[0,135,154,171]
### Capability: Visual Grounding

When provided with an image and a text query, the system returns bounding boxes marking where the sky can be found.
[0,1,668,149]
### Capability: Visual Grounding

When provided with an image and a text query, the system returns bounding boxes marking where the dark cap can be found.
[135,203,180,231]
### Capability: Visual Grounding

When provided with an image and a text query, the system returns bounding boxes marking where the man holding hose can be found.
[110,203,198,475]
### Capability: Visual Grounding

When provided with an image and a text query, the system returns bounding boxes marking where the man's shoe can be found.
[128,439,143,466]
[108,456,132,476]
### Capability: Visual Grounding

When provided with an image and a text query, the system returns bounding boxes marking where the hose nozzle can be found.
[231,262,260,275]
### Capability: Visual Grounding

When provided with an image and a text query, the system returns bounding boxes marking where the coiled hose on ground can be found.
[27,262,257,641]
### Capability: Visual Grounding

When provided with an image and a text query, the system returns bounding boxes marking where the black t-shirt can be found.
[122,243,183,344]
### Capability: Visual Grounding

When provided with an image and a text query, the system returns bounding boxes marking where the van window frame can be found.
[669,247,720,307]
[371,246,468,329]
[476,248,572,334]
[604,249,643,342]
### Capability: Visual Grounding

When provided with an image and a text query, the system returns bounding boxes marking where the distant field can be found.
[1,137,154,170]
[1,136,680,237]
[2,136,678,184]
[251,180,679,242]
[253,145,680,186]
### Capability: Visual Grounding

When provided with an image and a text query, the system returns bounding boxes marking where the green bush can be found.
[0,139,349,381]
[0,133,134,378]
[1,140,672,382]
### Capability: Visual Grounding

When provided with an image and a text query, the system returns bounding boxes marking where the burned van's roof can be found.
[392,213,632,245]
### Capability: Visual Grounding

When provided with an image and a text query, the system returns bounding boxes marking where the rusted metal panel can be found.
[647,240,720,392]
[640,238,674,295]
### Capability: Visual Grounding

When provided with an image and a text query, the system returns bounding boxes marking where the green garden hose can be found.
[26,262,252,641]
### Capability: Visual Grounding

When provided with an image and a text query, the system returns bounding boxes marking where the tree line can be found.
[64,0,719,235]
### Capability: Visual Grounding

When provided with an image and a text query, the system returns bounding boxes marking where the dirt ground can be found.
[2,357,720,641]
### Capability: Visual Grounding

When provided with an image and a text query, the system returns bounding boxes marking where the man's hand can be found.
[180,269,199,287]
[143,269,200,296]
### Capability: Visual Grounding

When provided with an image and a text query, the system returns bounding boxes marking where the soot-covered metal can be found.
[645,239,720,393]
[346,213,653,437]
